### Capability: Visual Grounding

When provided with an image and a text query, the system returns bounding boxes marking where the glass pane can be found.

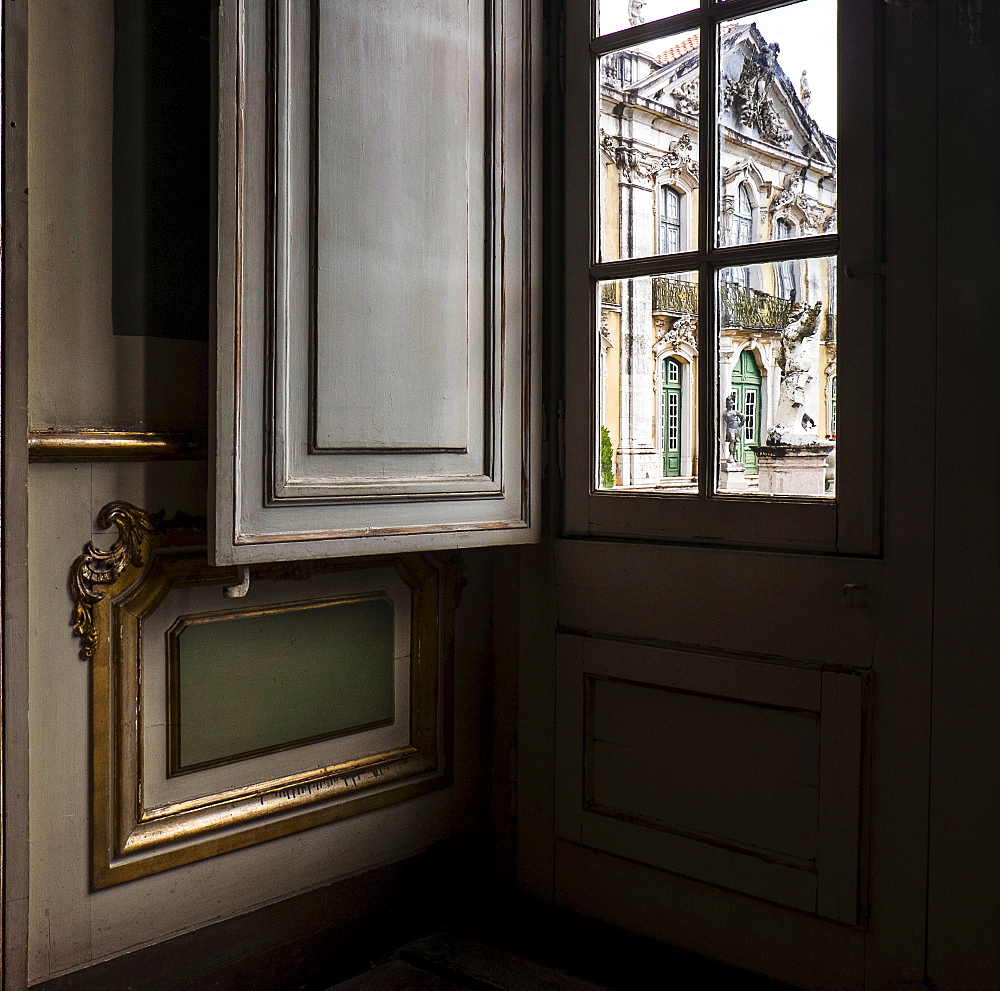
[716,257,837,498]
[717,0,837,247]
[599,29,700,261]
[597,271,699,493]
[599,1,699,37]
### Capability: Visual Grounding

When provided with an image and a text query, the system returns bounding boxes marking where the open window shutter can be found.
[212,0,539,564]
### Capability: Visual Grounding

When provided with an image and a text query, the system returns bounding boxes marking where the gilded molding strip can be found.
[29,430,208,462]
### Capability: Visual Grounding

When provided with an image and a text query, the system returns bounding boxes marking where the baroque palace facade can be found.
[598,21,838,491]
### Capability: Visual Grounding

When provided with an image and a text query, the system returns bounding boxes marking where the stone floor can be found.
[327,931,802,991]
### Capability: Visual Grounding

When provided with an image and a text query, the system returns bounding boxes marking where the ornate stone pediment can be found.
[770,173,832,232]
[722,42,792,147]
[659,133,699,182]
[601,131,699,187]
[654,314,698,352]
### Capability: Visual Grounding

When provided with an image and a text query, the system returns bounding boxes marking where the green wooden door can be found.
[731,350,762,474]
[662,358,683,477]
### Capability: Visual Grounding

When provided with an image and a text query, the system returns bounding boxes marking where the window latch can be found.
[844,261,886,278]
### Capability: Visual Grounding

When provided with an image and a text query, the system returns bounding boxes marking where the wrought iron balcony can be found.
[604,277,799,332]
[652,277,698,315]
[719,282,797,331]
[601,281,621,306]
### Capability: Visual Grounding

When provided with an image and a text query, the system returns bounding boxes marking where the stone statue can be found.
[767,300,823,445]
[799,70,812,109]
[628,0,645,27]
[723,394,745,462]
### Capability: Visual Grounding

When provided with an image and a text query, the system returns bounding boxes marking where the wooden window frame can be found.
[563,0,881,555]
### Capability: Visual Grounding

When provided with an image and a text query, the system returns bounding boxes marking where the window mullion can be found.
[698,3,716,499]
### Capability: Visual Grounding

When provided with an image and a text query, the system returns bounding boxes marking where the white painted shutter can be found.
[213,0,539,564]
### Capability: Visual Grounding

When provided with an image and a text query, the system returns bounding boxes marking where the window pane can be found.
[598,1,698,37]
[717,0,837,247]
[599,30,700,262]
[598,272,699,493]
[716,257,836,498]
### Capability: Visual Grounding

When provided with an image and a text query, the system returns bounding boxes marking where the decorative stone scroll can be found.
[671,80,699,115]
[654,314,698,351]
[601,131,699,187]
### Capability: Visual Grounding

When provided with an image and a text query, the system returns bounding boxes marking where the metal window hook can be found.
[224,565,251,598]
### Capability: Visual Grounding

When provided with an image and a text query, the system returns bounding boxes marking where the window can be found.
[564,0,879,552]
[732,183,753,287]
[775,218,798,301]
[660,185,682,254]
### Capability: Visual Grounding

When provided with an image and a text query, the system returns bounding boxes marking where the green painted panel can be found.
[172,596,395,773]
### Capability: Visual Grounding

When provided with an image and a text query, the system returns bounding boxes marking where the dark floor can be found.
[329,927,804,991]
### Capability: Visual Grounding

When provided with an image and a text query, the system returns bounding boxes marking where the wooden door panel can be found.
[555,633,866,924]
[555,540,882,668]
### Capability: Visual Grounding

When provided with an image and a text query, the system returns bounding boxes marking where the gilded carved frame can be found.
[71,503,452,890]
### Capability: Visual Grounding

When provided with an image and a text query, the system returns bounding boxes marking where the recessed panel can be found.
[170,596,395,772]
[313,0,474,451]
[590,677,819,860]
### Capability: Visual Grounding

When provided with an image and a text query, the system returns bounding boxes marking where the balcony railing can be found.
[604,277,799,332]
[652,277,698,314]
[719,282,797,331]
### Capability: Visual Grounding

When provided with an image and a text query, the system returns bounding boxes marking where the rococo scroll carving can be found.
[70,503,160,661]
[70,502,204,661]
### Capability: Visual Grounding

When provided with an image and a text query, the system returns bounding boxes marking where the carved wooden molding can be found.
[70,503,161,661]
[30,430,208,462]
[69,503,203,661]
[73,502,454,888]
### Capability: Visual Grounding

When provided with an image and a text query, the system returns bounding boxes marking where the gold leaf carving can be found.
[69,502,204,662]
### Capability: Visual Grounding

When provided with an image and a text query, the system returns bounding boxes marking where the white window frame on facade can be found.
[562,0,881,555]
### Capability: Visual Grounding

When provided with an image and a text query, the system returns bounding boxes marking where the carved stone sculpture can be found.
[655,314,698,351]
[671,80,700,115]
[601,132,659,186]
[723,42,792,147]
[628,0,645,27]
[659,132,699,182]
[723,394,746,463]
[767,301,823,445]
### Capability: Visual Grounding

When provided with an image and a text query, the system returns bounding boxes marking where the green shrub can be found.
[599,425,615,488]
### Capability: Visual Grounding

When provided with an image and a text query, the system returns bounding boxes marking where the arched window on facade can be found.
[775,217,797,300]
[659,185,682,254]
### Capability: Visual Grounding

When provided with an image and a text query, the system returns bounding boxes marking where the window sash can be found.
[562,0,881,555]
